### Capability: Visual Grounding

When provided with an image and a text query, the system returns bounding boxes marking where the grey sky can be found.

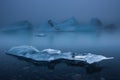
[0,0,120,26]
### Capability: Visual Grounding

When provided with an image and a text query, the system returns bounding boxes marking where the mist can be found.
[0,0,120,26]
[1,1,120,80]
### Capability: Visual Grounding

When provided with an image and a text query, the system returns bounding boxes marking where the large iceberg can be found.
[90,18,103,27]
[104,24,117,33]
[35,17,99,32]
[35,17,80,32]
[54,17,79,31]
[0,20,33,35]
[35,20,58,32]
[7,46,114,64]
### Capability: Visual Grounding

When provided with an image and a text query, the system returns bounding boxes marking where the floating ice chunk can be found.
[8,45,40,56]
[7,46,114,64]
[75,53,114,64]
[41,48,61,54]
[35,33,46,37]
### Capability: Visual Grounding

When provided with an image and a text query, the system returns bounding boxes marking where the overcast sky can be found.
[0,0,120,26]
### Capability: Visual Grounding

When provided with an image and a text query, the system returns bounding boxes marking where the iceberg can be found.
[35,33,46,37]
[36,17,80,32]
[0,20,33,35]
[7,46,114,64]
[76,25,98,32]
[90,18,103,27]
[104,24,117,33]
[35,17,103,32]
[55,17,79,31]
[56,17,79,27]
[36,20,58,32]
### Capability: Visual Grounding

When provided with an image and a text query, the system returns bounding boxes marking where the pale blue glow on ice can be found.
[7,45,114,64]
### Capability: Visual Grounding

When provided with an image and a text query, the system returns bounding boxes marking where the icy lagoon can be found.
[0,31,120,80]
[0,0,120,79]
[0,18,119,79]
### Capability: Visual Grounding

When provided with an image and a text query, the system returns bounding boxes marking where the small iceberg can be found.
[7,46,114,64]
[35,33,46,37]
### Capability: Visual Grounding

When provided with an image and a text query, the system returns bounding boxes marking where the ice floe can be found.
[35,33,46,37]
[7,46,114,64]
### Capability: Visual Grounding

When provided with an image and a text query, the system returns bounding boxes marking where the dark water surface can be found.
[0,32,120,80]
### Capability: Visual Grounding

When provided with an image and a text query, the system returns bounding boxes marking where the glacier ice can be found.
[90,18,103,27]
[36,20,58,32]
[35,17,80,32]
[104,24,117,33]
[58,17,79,26]
[41,48,61,54]
[7,46,114,64]
[1,20,32,31]
[75,53,114,64]
[35,17,99,32]
[54,17,79,31]
[0,20,33,35]
[8,46,40,56]
[35,33,46,37]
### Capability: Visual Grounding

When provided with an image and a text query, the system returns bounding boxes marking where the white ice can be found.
[8,46,40,55]
[7,46,114,64]
[75,53,114,64]
[41,48,61,54]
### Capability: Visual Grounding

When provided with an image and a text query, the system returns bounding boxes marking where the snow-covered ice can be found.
[41,48,61,54]
[7,46,114,64]
[75,53,114,64]
[8,46,40,55]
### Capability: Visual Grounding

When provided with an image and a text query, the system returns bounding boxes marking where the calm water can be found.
[0,32,120,80]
